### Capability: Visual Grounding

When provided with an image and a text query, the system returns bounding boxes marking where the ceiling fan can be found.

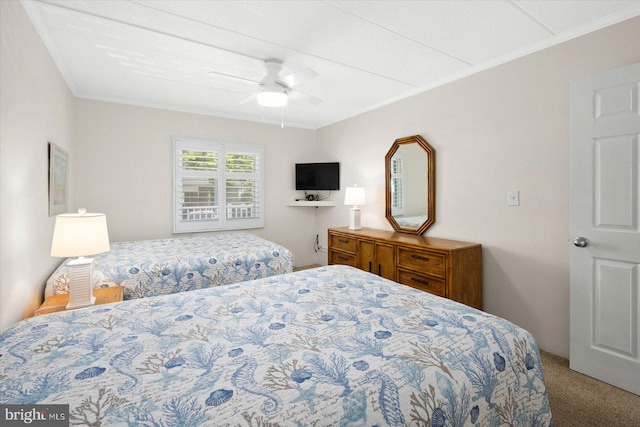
[210,58,321,108]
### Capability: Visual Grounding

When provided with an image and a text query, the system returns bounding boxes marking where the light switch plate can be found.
[508,190,520,206]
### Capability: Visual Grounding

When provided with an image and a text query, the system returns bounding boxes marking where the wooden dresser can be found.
[328,227,482,309]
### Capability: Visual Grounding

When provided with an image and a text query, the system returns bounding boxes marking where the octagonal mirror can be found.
[385,135,435,235]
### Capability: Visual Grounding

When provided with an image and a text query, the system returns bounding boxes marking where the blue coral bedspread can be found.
[45,232,293,300]
[2,266,551,426]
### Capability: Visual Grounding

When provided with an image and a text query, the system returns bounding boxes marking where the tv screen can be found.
[295,162,340,191]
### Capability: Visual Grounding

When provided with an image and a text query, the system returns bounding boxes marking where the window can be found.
[173,138,264,233]
[391,156,404,216]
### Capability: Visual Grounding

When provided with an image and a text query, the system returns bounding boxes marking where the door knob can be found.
[573,237,588,247]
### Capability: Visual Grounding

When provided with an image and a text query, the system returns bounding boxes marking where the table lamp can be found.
[50,208,110,309]
[344,185,366,230]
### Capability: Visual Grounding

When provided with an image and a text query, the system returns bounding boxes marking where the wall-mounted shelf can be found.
[286,201,336,207]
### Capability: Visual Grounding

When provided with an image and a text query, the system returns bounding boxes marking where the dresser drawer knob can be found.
[411,277,430,285]
[338,239,349,243]
[338,255,349,261]
[410,254,430,262]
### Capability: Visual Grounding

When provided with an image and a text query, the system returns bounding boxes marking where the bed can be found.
[2,265,551,425]
[45,233,293,300]
[45,232,293,300]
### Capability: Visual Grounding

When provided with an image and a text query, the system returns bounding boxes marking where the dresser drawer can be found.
[397,269,446,297]
[397,247,445,278]
[329,234,357,254]
[329,250,356,267]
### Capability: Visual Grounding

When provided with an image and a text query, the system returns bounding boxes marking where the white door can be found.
[570,62,640,395]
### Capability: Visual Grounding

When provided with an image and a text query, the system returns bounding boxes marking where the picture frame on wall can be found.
[49,142,69,216]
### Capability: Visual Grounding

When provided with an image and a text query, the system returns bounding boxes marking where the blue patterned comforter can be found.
[45,232,293,300]
[2,266,551,426]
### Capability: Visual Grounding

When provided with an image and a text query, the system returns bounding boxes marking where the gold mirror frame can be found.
[385,135,435,235]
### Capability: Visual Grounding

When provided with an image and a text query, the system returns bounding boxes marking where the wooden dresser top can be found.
[328,227,481,252]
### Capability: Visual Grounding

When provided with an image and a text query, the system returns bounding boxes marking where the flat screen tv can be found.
[295,162,340,191]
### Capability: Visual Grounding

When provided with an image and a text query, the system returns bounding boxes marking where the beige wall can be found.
[0,0,76,330]
[72,99,318,265]
[316,16,640,358]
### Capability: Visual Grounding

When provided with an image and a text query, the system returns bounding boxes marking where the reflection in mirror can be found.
[390,144,427,221]
[385,135,435,235]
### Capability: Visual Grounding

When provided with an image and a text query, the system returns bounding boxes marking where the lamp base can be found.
[66,257,96,310]
[66,296,97,310]
[348,207,362,230]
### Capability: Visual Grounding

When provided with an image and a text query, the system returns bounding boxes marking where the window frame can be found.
[390,156,405,216]
[172,137,264,233]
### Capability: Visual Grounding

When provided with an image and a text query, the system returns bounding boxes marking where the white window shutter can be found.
[173,138,264,233]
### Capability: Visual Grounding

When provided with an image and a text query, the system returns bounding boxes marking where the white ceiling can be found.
[23,0,640,129]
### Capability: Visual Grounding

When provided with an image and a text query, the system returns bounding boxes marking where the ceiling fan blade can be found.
[239,93,257,104]
[288,89,322,105]
[206,70,259,85]
[279,68,318,88]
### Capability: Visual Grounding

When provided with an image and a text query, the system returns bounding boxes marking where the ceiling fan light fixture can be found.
[257,88,288,107]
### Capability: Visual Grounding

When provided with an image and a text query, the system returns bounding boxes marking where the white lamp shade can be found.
[51,210,110,257]
[257,89,288,107]
[344,186,366,206]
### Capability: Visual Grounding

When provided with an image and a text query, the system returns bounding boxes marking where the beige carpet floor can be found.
[540,351,640,426]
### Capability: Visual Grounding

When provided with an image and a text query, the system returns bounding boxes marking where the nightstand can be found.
[34,286,124,316]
